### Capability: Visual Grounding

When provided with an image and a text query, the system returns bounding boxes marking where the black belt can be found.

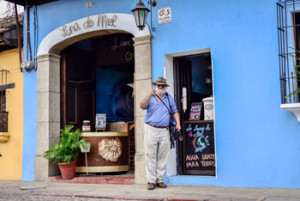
[146,123,168,129]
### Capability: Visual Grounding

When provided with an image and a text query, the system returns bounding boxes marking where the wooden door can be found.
[173,57,192,174]
[61,47,95,130]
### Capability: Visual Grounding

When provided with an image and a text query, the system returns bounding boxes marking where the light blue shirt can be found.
[143,93,178,127]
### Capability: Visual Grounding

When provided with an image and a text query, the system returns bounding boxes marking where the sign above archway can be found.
[37,13,151,56]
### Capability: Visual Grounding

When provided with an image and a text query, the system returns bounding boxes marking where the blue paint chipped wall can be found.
[21,0,300,188]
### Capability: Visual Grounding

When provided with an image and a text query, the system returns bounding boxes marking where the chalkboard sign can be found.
[189,102,202,120]
[183,120,215,175]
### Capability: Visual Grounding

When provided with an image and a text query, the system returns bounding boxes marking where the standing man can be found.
[140,77,181,190]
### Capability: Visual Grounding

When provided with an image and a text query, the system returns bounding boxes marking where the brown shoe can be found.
[156,182,167,188]
[147,183,155,190]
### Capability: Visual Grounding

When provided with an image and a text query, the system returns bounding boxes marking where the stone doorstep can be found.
[49,175,134,185]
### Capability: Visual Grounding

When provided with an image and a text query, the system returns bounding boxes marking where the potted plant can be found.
[44,125,86,179]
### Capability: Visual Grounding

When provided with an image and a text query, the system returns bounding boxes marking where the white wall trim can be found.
[281,103,300,122]
[37,13,150,55]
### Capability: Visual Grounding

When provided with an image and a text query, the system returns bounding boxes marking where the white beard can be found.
[156,89,166,95]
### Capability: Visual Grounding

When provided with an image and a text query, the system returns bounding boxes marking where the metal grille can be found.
[0,70,8,132]
[0,111,8,132]
[277,0,300,103]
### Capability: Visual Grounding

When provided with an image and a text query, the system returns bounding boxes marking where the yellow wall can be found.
[0,48,23,180]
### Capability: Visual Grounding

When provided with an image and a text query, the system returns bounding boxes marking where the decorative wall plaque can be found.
[98,138,122,162]
[95,113,106,130]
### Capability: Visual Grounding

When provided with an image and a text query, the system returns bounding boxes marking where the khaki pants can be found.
[144,124,170,184]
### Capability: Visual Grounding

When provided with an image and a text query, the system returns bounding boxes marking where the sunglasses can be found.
[157,84,166,87]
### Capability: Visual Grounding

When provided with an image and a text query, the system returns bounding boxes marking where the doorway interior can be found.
[173,52,213,175]
[60,33,136,173]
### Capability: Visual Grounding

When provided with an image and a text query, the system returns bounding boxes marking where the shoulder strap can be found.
[155,93,172,116]
[166,93,172,114]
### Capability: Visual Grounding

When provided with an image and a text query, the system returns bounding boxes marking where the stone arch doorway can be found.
[35,13,151,184]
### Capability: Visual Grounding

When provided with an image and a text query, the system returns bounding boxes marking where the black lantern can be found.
[131,0,150,30]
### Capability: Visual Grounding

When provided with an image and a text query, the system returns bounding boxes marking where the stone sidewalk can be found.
[1,181,300,201]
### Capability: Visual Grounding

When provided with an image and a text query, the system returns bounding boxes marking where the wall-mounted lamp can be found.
[131,0,156,32]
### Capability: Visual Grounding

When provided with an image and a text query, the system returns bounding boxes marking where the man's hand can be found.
[150,88,156,96]
[174,112,181,131]
[140,88,156,109]
[176,124,181,131]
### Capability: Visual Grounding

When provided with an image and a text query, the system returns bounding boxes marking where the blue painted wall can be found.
[22,71,37,181]
[22,0,300,188]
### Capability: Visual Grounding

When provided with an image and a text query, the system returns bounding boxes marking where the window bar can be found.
[291,72,296,102]
[293,0,300,103]
[281,3,285,103]
[292,0,298,103]
[282,1,288,103]
[289,1,294,103]
[291,1,295,103]
[278,3,284,103]
[284,0,292,103]
[280,2,284,96]
[279,3,284,103]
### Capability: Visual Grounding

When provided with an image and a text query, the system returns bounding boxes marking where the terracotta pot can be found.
[58,161,77,179]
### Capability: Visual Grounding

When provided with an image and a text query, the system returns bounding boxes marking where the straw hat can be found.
[152,77,169,86]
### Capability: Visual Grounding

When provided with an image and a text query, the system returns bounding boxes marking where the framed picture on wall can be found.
[95,114,106,130]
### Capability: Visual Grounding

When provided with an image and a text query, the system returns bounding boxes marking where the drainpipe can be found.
[14,4,22,72]
[21,1,35,71]
[26,3,32,62]
[25,3,29,63]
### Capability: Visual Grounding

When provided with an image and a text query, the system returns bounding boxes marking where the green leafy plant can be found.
[44,125,86,164]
